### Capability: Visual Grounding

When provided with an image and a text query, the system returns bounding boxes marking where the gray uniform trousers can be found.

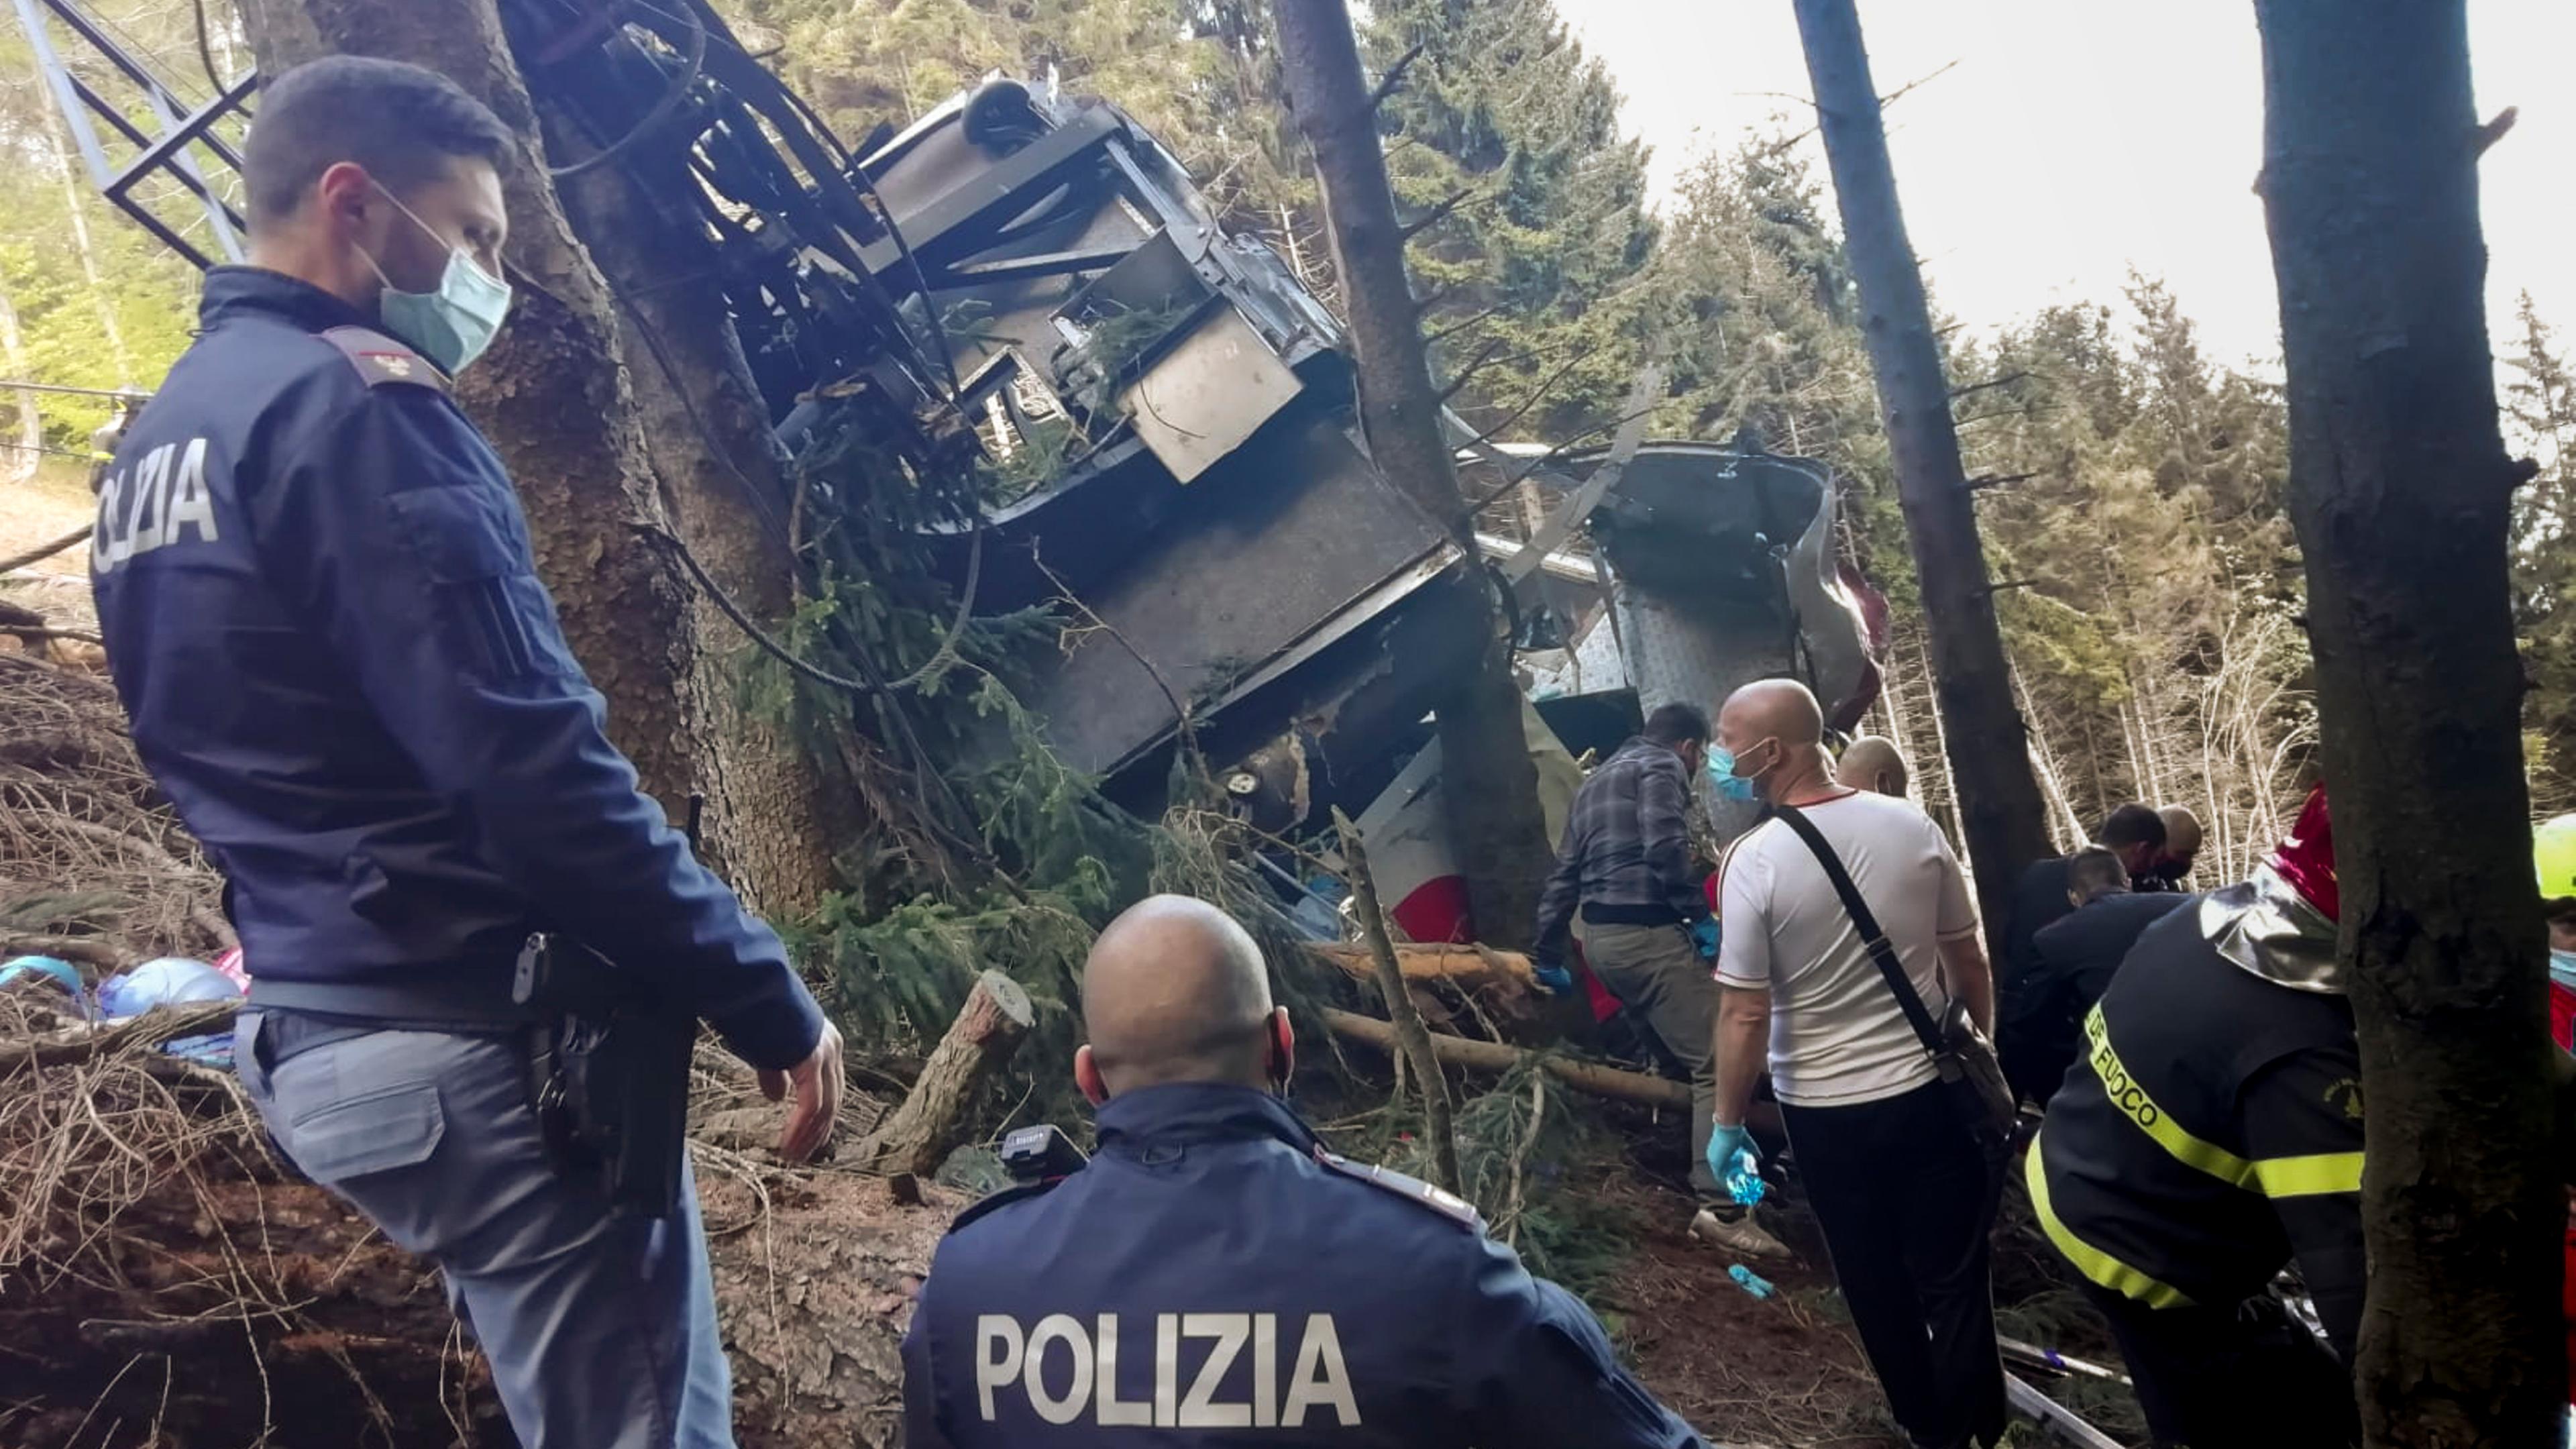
[236,1012,735,1448]
[1583,921,1721,1197]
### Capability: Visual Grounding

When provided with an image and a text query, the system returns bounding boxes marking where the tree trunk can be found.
[233,0,845,914]
[535,40,857,914]
[1275,0,1552,951]
[2251,4,2561,1442]
[1792,0,2052,943]
[853,970,1034,1177]
[0,283,38,486]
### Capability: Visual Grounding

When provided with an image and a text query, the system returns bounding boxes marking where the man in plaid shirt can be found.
[1532,703,1787,1258]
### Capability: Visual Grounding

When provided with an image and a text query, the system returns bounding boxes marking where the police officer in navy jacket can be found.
[89,56,842,1448]
[903,895,1706,1447]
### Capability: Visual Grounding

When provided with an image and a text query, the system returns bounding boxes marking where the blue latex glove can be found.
[1533,961,1576,997]
[1689,916,1721,961]
[1705,1122,1766,1206]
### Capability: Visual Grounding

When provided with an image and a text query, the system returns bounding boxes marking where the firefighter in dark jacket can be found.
[2026,784,2361,1448]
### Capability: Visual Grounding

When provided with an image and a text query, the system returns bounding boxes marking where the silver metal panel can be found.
[1116,307,1303,483]
[1612,584,1799,840]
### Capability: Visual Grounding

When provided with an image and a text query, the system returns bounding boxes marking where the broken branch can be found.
[1400,186,1480,245]
[0,1000,239,1078]
[0,525,93,577]
[1949,370,2030,400]
[1320,1008,1690,1111]
[1364,42,1425,114]
[1330,807,1461,1193]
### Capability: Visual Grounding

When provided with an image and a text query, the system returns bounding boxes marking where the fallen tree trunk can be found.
[1322,1007,1688,1111]
[852,970,1033,1176]
[1306,942,1536,995]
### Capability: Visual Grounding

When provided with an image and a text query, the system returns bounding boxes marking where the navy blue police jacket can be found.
[902,1082,1706,1447]
[88,266,823,1069]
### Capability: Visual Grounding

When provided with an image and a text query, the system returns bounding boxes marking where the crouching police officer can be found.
[902,894,1707,1447]
[89,56,843,1448]
[2025,786,2360,1448]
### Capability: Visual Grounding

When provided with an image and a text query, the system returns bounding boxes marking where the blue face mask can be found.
[358,186,511,374]
[1705,741,1769,804]
[2553,949,2576,991]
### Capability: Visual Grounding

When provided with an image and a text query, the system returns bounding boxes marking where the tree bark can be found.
[233,0,845,914]
[853,969,1033,1177]
[2251,4,2561,1442]
[535,38,857,914]
[1792,0,2052,943]
[1276,0,1552,951]
[1320,1008,1687,1111]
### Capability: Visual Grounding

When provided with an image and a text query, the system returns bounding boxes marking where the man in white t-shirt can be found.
[1705,680,2005,1449]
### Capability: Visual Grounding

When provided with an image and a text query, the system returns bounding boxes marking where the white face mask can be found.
[354,184,511,374]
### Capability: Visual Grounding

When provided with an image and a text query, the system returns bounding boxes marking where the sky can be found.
[1560,1,2575,374]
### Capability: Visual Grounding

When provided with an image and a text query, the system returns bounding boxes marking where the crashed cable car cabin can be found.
[19,0,1884,946]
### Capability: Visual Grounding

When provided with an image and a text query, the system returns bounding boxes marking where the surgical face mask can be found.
[1705,741,1768,804]
[2552,948,2576,991]
[354,184,511,374]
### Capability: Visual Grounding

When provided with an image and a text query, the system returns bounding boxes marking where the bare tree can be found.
[2253,2,2562,1442]
[1275,0,1552,949]
[1791,0,2053,937]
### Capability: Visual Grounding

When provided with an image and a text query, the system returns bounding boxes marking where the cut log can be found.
[1306,942,1536,997]
[852,970,1034,1177]
[1321,1007,1688,1111]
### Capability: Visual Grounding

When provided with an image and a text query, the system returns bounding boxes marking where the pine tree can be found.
[1362,0,1657,441]
[2506,292,2576,807]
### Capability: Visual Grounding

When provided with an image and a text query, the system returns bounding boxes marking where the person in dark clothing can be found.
[2000,804,2167,990]
[2132,806,2204,893]
[91,58,841,1446]
[1532,703,1782,1256]
[1995,848,2186,1105]
[2027,787,2361,1449]
[904,896,1709,1448]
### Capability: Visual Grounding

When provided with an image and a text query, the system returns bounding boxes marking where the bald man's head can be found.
[1836,735,1909,798]
[1076,894,1289,1103]
[2157,806,2204,875]
[1715,678,1827,803]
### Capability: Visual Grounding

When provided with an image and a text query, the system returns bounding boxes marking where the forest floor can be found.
[2,463,94,578]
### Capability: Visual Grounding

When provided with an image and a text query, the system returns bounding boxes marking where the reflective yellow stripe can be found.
[2082,1006,2257,1184]
[2253,1150,2365,1197]
[2080,1006,2361,1199]
[2023,1130,2194,1309]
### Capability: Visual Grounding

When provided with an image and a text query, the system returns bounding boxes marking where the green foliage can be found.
[1364,0,1658,441]
[0,4,223,455]
[1345,1056,1633,1296]
[2505,292,2576,811]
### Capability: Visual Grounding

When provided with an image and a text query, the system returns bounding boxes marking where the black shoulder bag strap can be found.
[1770,804,1945,1057]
